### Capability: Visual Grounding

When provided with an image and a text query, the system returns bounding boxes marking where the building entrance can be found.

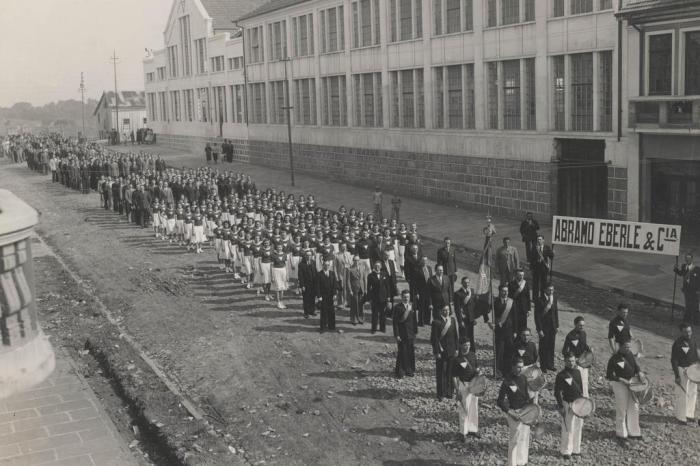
[651,160,700,234]
[556,139,608,218]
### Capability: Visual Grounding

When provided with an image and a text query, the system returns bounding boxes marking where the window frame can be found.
[645,29,676,96]
[679,26,700,96]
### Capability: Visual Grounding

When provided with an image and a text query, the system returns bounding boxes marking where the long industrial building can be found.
[143,0,700,234]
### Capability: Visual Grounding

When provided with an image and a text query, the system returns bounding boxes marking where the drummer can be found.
[453,340,480,442]
[671,322,700,425]
[562,316,591,397]
[497,358,532,466]
[512,328,540,402]
[608,303,632,354]
[606,338,643,442]
[555,353,584,459]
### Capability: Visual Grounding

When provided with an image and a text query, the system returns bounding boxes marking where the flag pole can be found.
[671,255,679,321]
[488,235,496,377]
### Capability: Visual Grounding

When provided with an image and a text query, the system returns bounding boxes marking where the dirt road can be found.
[2,160,698,466]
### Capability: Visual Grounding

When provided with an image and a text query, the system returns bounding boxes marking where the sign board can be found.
[552,215,681,256]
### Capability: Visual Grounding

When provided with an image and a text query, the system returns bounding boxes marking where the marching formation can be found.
[5,133,700,466]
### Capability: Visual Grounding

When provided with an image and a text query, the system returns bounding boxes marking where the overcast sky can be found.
[0,0,173,107]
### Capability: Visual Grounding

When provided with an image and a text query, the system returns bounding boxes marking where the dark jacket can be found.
[436,246,457,278]
[393,302,418,341]
[535,294,559,333]
[430,316,459,356]
[298,260,317,292]
[366,270,391,305]
[316,270,339,297]
[427,274,452,310]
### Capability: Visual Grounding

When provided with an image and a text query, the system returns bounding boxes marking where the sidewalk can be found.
[0,350,139,466]
[110,143,684,309]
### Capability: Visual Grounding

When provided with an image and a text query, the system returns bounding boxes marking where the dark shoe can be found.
[304,314,309,319]
[407,373,415,377]
[572,453,581,457]
[371,330,376,334]
[468,432,481,439]
[562,455,571,460]
[462,434,467,443]
[628,435,643,441]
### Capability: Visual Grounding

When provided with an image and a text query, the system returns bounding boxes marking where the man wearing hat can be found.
[555,353,585,459]
[562,316,591,397]
[606,339,643,442]
[453,339,480,442]
[497,358,532,466]
[671,322,700,425]
[393,290,417,378]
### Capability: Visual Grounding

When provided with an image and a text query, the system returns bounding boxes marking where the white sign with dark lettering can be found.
[551,216,681,256]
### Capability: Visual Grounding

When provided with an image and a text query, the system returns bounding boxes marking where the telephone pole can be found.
[78,72,86,139]
[282,57,295,186]
[110,51,120,142]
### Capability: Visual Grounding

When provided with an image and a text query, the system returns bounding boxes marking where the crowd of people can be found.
[5,132,700,466]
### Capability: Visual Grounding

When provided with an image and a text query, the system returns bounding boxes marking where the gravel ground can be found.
[2,160,699,466]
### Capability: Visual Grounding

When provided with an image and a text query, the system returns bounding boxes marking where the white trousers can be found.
[506,414,530,466]
[560,401,583,455]
[610,381,640,438]
[578,366,590,398]
[456,381,478,434]
[675,369,698,422]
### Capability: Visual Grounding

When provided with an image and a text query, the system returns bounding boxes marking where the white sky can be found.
[0,0,173,107]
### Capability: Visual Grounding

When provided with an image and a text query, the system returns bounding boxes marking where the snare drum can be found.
[468,374,487,397]
[523,366,546,392]
[515,403,542,426]
[571,397,595,418]
[577,350,595,369]
[685,362,700,383]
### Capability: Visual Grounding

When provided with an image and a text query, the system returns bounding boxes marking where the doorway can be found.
[556,139,608,218]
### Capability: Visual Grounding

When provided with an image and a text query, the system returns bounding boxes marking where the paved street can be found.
[115,143,686,311]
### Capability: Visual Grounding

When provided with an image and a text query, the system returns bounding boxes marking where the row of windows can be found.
[150,55,612,132]
[147,85,246,124]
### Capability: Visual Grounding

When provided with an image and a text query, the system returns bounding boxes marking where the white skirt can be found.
[166,218,176,234]
[175,219,185,235]
[193,225,205,243]
[271,266,288,291]
[184,223,193,241]
[152,213,162,227]
[253,258,264,284]
[243,255,253,275]
[260,262,272,284]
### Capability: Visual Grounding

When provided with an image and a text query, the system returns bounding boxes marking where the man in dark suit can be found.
[393,290,418,378]
[531,235,554,300]
[437,237,458,284]
[431,305,459,399]
[298,250,317,318]
[508,269,531,333]
[403,244,422,305]
[366,261,391,333]
[381,251,399,306]
[453,276,487,350]
[535,282,559,372]
[519,211,540,265]
[413,256,433,326]
[492,284,516,377]
[316,259,340,332]
[674,253,700,325]
[427,265,453,320]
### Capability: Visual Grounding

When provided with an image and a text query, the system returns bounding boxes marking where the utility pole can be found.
[110,50,120,143]
[78,72,86,139]
[282,57,295,186]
